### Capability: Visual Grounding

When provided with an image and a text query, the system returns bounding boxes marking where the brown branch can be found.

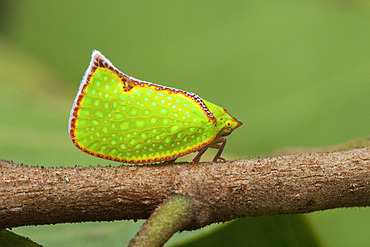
[1,147,369,230]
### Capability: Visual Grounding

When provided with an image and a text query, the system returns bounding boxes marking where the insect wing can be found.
[69,51,218,163]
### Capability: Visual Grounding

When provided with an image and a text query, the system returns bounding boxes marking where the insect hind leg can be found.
[210,138,227,162]
[161,158,177,165]
[192,145,210,163]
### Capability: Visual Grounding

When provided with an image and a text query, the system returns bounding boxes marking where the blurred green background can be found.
[1,0,369,246]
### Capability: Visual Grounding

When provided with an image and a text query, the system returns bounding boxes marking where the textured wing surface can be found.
[69,55,217,163]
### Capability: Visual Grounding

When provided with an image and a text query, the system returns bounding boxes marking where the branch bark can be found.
[1,147,369,230]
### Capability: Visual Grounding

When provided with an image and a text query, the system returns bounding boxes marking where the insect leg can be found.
[192,145,210,163]
[210,138,227,162]
[161,158,177,165]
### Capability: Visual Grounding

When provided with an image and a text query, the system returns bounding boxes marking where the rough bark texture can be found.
[1,147,369,230]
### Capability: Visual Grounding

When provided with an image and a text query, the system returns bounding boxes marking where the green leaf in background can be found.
[0,229,41,247]
[176,215,321,247]
[0,0,369,246]
[12,222,142,247]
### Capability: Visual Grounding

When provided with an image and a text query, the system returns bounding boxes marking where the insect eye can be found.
[226,120,232,127]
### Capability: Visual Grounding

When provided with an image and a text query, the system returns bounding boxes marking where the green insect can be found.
[69,50,242,164]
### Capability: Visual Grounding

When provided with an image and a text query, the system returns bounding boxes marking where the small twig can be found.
[128,194,193,247]
[0,147,369,230]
